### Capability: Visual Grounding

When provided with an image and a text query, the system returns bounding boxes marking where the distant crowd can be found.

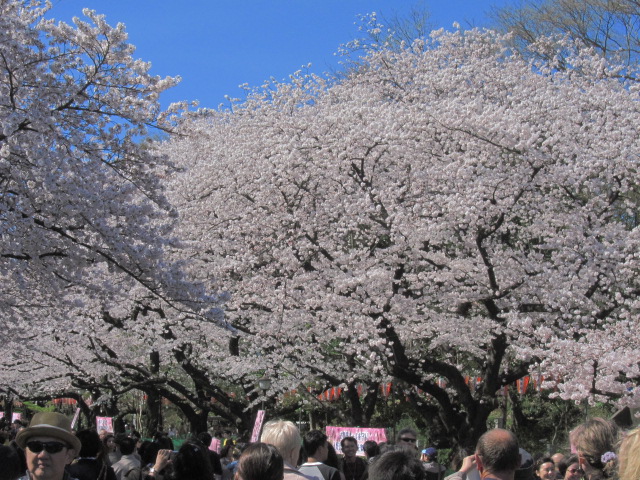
[0,413,638,480]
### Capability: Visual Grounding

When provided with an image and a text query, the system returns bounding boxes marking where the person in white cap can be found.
[15,412,81,480]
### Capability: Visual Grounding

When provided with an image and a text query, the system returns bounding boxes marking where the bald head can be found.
[476,429,519,475]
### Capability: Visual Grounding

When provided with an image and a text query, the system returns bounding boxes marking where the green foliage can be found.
[22,401,56,413]
[509,388,584,455]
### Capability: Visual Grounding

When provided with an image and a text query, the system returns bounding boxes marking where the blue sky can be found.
[45,0,514,110]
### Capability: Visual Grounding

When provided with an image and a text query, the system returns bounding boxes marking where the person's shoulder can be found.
[322,464,342,480]
[444,473,465,480]
[284,469,321,480]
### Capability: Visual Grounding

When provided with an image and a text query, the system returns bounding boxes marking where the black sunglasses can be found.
[26,441,68,454]
[400,437,417,443]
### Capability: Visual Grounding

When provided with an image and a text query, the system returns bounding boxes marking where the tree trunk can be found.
[145,392,163,436]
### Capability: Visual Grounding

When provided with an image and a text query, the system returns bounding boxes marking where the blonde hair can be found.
[573,418,620,480]
[618,427,640,480]
[260,419,301,465]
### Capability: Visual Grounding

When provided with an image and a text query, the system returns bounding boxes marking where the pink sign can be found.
[326,426,387,456]
[12,413,22,422]
[210,437,221,453]
[96,416,114,433]
[250,410,266,443]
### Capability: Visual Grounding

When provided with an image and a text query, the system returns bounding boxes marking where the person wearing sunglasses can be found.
[15,412,81,480]
[396,429,419,451]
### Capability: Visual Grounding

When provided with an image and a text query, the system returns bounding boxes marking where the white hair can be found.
[260,419,301,465]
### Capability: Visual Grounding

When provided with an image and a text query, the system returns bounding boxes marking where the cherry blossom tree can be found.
[0,1,234,430]
[491,0,640,72]
[164,28,640,447]
[0,0,222,327]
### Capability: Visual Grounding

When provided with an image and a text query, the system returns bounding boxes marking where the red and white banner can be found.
[326,426,387,456]
[96,416,114,433]
[71,408,81,429]
[250,410,266,443]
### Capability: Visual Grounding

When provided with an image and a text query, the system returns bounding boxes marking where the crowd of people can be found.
[0,412,638,480]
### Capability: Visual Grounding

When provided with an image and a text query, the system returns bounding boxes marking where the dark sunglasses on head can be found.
[26,440,68,454]
[400,437,417,443]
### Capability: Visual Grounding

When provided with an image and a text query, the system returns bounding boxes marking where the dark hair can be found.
[154,433,174,450]
[558,455,580,477]
[103,433,115,446]
[236,442,284,480]
[364,440,380,459]
[220,443,233,458]
[341,436,358,448]
[450,447,471,471]
[141,442,161,466]
[232,443,248,460]
[396,428,418,442]
[116,434,137,456]
[197,432,213,447]
[379,444,400,456]
[303,430,328,457]
[476,429,520,473]
[369,450,426,480]
[171,441,214,480]
[0,445,22,480]
[534,457,555,479]
[75,429,103,458]
[325,442,341,470]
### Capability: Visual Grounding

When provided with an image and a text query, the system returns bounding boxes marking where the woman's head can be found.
[368,449,425,480]
[618,427,640,480]
[235,442,284,480]
[221,443,237,459]
[172,441,213,480]
[573,418,620,480]
[534,457,556,480]
[558,455,582,480]
[103,433,116,451]
[0,445,22,480]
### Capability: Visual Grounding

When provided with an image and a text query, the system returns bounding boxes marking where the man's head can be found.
[303,430,329,461]
[551,453,565,466]
[396,428,418,450]
[341,437,358,459]
[260,419,302,466]
[75,429,102,458]
[475,429,520,477]
[197,431,213,447]
[369,449,426,480]
[16,412,81,480]
[115,434,137,456]
[364,440,380,459]
[421,447,437,461]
